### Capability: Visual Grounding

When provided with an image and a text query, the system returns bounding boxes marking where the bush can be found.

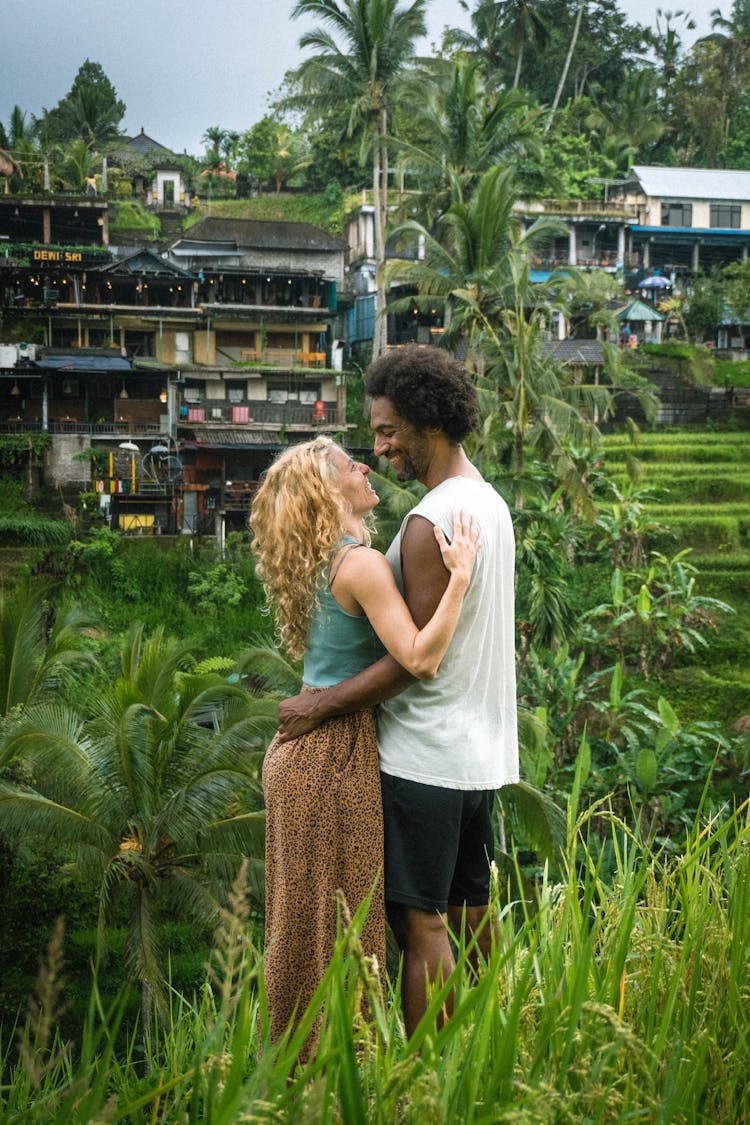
[651,514,742,552]
[0,516,71,548]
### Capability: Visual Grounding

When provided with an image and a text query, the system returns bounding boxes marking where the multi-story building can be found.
[0,193,348,535]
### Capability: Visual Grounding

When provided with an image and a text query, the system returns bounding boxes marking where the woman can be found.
[250,436,479,1055]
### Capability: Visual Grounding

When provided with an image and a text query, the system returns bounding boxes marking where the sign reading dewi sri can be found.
[32,247,99,264]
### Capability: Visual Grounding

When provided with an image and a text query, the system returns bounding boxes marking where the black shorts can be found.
[380,772,495,914]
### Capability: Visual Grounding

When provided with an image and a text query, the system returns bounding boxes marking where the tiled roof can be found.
[122,129,175,157]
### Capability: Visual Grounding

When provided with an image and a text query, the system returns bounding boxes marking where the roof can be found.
[541,339,605,364]
[185,428,284,448]
[97,248,193,278]
[168,239,241,260]
[617,299,665,323]
[121,129,176,158]
[630,165,750,201]
[174,217,347,253]
[35,350,132,372]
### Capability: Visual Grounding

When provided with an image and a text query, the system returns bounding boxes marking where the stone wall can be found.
[44,433,92,488]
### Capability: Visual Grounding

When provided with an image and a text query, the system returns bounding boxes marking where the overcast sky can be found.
[0,0,722,158]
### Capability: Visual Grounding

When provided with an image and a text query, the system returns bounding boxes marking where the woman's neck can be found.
[343,515,365,542]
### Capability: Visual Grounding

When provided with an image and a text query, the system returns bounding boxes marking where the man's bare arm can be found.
[276,654,414,741]
[276,513,449,742]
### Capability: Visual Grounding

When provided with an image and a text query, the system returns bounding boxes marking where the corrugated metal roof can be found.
[632,165,750,201]
[35,353,132,372]
[541,339,605,364]
[186,428,283,447]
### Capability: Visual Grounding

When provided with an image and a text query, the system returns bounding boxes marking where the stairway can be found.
[156,211,184,244]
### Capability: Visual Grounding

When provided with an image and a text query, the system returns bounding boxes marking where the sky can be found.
[0,0,724,158]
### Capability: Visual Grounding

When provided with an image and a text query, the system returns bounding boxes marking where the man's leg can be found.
[447,902,495,974]
[387,901,455,1038]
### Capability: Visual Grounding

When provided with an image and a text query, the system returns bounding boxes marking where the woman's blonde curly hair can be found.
[249,437,373,660]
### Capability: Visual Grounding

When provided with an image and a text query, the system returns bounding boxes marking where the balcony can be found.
[180,399,339,428]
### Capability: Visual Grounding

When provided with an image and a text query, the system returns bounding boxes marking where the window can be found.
[225,379,246,404]
[661,201,693,227]
[182,381,205,404]
[710,203,741,228]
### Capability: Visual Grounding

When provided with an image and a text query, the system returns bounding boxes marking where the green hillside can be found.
[602,429,750,724]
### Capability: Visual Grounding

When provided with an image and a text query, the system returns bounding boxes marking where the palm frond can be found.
[498,780,566,864]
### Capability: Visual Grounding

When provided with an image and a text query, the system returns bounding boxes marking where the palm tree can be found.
[443,0,508,87]
[501,0,551,88]
[290,0,428,358]
[546,0,586,127]
[383,165,608,506]
[478,255,607,509]
[584,71,665,173]
[55,139,94,193]
[382,162,563,356]
[0,586,95,717]
[0,623,277,1025]
[394,58,543,222]
[202,124,227,169]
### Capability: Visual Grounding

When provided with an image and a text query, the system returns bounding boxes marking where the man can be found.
[277,345,519,1036]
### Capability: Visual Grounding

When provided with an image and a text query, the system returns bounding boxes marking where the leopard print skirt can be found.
[262,705,385,1057]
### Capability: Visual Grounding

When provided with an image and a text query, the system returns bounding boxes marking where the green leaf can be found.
[611,567,624,608]
[636,583,652,620]
[657,696,680,733]
[635,748,658,792]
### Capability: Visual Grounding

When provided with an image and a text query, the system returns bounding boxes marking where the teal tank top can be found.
[303,538,385,687]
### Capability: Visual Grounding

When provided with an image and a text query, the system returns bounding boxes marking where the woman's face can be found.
[328,445,379,515]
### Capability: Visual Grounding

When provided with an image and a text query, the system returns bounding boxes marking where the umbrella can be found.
[637,275,671,289]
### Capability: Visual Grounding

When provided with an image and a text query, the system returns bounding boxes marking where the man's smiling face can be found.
[370,397,433,484]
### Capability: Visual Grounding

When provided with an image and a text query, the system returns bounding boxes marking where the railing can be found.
[0,419,162,436]
[516,199,638,218]
[0,404,340,435]
[183,400,338,426]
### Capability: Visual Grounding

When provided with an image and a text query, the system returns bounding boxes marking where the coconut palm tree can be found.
[383,165,608,507]
[290,0,428,358]
[0,623,277,1025]
[393,58,543,222]
[202,124,227,170]
[0,586,96,717]
[546,0,586,127]
[443,0,508,87]
[382,162,563,355]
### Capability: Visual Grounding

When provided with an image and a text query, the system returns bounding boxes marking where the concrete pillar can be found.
[643,239,650,270]
[42,207,51,244]
[568,223,577,265]
[617,225,626,269]
[692,241,700,271]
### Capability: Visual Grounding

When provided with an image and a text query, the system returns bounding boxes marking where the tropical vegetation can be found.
[1,0,750,1117]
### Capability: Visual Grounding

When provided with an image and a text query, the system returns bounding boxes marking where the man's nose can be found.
[373,434,388,456]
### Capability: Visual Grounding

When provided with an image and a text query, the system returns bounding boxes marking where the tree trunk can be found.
[513,44,524,88]
[546,0,586,129]
[372,109,389,359]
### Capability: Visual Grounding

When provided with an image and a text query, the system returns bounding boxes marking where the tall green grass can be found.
[3,797,748,1122]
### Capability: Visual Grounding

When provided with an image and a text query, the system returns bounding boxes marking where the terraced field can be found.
[602,429,750,723]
